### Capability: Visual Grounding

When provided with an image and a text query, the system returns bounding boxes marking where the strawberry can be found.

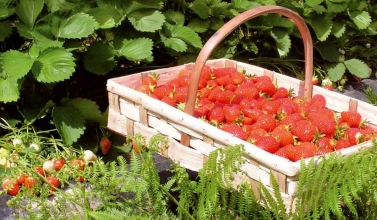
[178,74,191,87]
[279,113,305,127]
[314,147,333,156]
[309,94,326,110]
[323,85,333,91]
[239,98,257,110]
[230,69,245,85]
[276,100,296,120]
[198,78,207,90]
[100,137,111,155]
[224,84,237,91]
[216,75,233,87]
[343,128,362,145]
[173,86,188,103]
[223,104,242,123]
[242,108,264,124]
[142,73,159,87]
[254,135,280,153]
[153,85,174,99]
[251,114,277,132]
[200,65,213,81]
[165,78,181,88]
[2,178,20,196]
[274,144,294,159]
[194,105,211,118]
[198,87,211,99]
[335,139,352,150]
[161,96,177,107]
[241,116,253,125]
[234,85,259,99]
[222,124,248,141]
[208,87,223,102]
[271,87,289,100]
[254,76,276,96]
[271,128,293,147]
[213,67,232,78]
[217,90,235,104]
[294,101,311,116]
[46,176,60,192]
[340,111,362,128]
[207,106,225,125]
[135,85,152,95]
[291,121,318,142]
[316,137,335,150]
[248,128,268,139]
[310,116,336,137]
[287,142,316,162]
[311,75,319,85]
[206,80,218,89]
[262,100,281,115]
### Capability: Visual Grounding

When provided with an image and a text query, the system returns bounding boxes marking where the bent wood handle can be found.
[181,6,314,146]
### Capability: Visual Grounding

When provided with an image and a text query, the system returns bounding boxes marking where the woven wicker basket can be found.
[106,6,377,210]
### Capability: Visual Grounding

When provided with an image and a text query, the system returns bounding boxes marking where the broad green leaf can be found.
[316,44,340,62]
[241,41,258,54]
[331,22,346,38]
[327,0,346,2]
[128,10,165,32]
[54,13,98,39]
[327,63,346,82]
[0,21,11,41]
[344,59,371,78]
[170,26,203,48]
[161,36,187,52]
[233,0,260,11]
[310,5,326,14]
[0,78,20,103]
[32,48,75,83]
[187,18,210,33]
[270,28,291,57]
[15,22,32,39]
[265,14,293,29]
[349,11,371,30]
[0,3,15,20]
[45,0,79,12]
[190,0,209,19]
[211,2,233,18]
[2,50,34,79]
[305,0,323,5]
[164,10,185,26]
[29,44,40,59]
[210,18,224,30]
[326,0,347,13]
[63,98,104,123]
[118,38,153,61]
[87,7,120,29]
[53,105,86,145]
[83,42,117,75]
[15,0,44,28]
[32,25,64,50]
[213,44,236,59]
[309,16,332,41]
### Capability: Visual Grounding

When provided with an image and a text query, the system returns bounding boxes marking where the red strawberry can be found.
[213,67,232,78]
[207,106,225,125]
[310,117,336,137]
[343,128,362,145]
[262,100,281,115]
[314,147,333,156]
[208,87,223,102]
[230,70,245,85]
[173,86,188,103]
[234,85,259,99]
[223,104,242,123]
[222,124,248,141]
[178,74,191,87]
[242,108,264,122]
[99,137,111,155]
[287,142,316,162]
[274,144,294,159]
[225,84,237,91]
[254,135,280,153]
[279,113,305,127]
[323,85,333,91]
[254,76,276,96]
[251,114,277,132]
[291,121,318,142]
[276,100,296,120]
[335,139,352,150]
[271,128,293,147]
[248,128,268,140]
[198,87,211,99]
[161,96,177,107]
[135,85,152,95]
[142,73,159,87]
[194,105,211,118]
[198,78,207,90]
[2,178,20,196]
[242,116,253,125]
[217,90,235,104]
[340,111,362,128]
[311,75,319,85]
[200,65,213,81]
[309,94,326,110]
[166,78,181,88]
[153,85,174,99]
[271,87,289,100]
[316,137,335,150]
[206,80,218,89]
[216,75,233,87]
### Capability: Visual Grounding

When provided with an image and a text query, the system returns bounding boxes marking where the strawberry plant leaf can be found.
[31,48,75,83]
[168,25,203,48]
[22,100,55,124]
[0,21,12,41]
[316,43,340,62]
[270,28,291,57]
[326,0,347,13]
[32,25,64,50]
[54,12,99,39]
[164,10,185,26]
[309,16,332,41]
[62,98,104,124]
[15,22,32,39]
[0,78,20,103]
[161,35,187,52]
[118,38,153,61]
[45,0,79,12]
[190,0,209,19]
[87,7,121,29]
[2,50,34,79]
[53,105,86,145]
[232,0,260,11]
[128,9,165,32]
[344,59,371,79]
[327,62,346,82]
[349,11,371,30]
[331,21,346,38]
[83,42,116,75]
[187,18,210,33]
[305,0,324,5]
[0,3,15,20]
[15,0,44,28]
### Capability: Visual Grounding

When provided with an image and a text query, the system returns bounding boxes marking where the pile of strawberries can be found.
[135,66,377,162]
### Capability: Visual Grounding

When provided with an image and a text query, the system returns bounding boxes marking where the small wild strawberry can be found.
[99,137,111,155]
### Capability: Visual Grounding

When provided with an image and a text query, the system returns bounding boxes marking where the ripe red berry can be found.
[99,137,111,155]
[2,178,20,196]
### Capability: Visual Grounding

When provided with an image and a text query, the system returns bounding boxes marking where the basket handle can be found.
[181,6,313,146]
